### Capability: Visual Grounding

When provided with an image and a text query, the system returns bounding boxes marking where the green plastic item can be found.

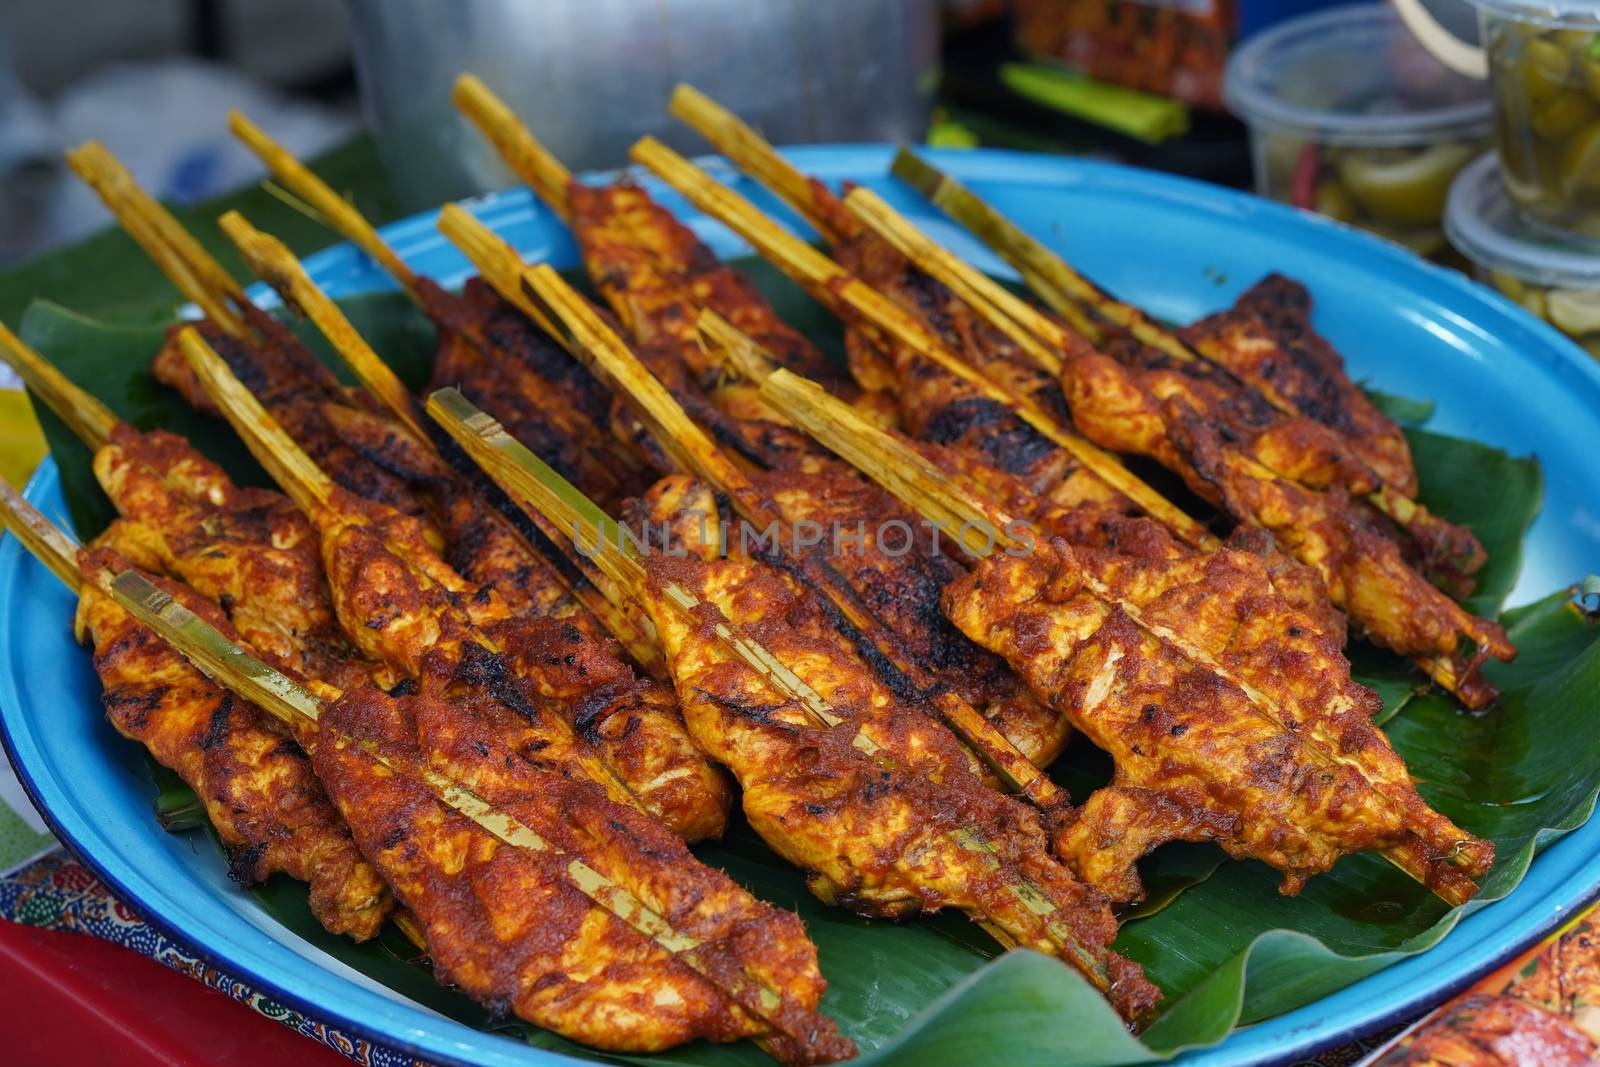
[999,62,1192,145]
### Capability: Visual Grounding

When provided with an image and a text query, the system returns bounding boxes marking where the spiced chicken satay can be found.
[312,680,847,1062]
[633,131,1510,708]
[757,369,1494,908]
[439,203,1073,775]
[0,477,394,942]
[13,506,845,1063]
[60,148,725,839]
[180,329,732,841]
[430,393,1161,1022]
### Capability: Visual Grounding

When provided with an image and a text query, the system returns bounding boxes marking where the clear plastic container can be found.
[1446,150,1600,358]
[1226,4,1493,260]
[1470,0,1600,238]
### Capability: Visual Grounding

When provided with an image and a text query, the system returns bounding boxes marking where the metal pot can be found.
[345,0,940,210]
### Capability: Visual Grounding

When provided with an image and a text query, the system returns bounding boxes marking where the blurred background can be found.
[6,0,1598,485]
[0,0,1378,271]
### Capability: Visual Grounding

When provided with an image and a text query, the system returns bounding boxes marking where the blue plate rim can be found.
[1,144,1597,1067]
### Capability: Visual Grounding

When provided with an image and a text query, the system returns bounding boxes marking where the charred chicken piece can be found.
[313,682,851,1063]
[92,424,380,692]
[313,484,732,842]
[630,480,1159,1022]
[75,542,392,940]
[942,535,1493,905]
[1183,273,1419,498]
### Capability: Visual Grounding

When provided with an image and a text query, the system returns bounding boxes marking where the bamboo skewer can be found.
[841,189,1075,374]
[178,328,658,816]
[0,322,117,451]
[0,481,85,592]
[65,142,249,338]
[640,135,1499,704]
[425,385,1122,992]
[628,136,1217,550]
[0,486,801,1048]
[453,75,573,223]
[210,208,661,678]
[887,151,1459,545]
[175,329,333,513]
[757,368,1484,908]
[434,205,566,344]
[217,212,429,442]
[667,85,842,243]
[228,112,421,300]
[511,261,1064,809]
[889,149,1176,357]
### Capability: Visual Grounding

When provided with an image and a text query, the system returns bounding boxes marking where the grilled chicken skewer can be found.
[429,387,1162,1022]
[0,466,393,940]
[67,135,658,674]
[439,205,1072,786]
[210,210,729,838]
[0,487,846,1063]
[878,150,1489,597]
[1,322,383,695]
[452,75,862,474]
[213,121,666,673]
[227,109,653,511]
[888,150,1421,497]
[828,186,1512,703]
[445,84,1076,774]
[61,146,728,839]
[177,325,731,840]
[627,124,1512,708]
[756,367,1494,908]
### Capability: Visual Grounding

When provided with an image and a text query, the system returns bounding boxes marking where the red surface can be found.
[0,917,352,1066]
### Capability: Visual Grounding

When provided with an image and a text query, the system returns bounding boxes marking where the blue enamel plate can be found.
[4,147,1599,1066]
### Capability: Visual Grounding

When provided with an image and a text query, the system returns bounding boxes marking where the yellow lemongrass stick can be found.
[759,369,1482,906]
[0,322,117,451]
[176,329,334,513]
[435,204,566,344]
[696,309,780,385]
[889,153,1469,543]
[228,112,421,301]
[426,387,844,728]
[890,149,1202,356]
[667,84,843,243]
[0,480,84,592]
[65,142,249,337]
[217,211,429,442]
[518,265,1063,808]
[106,569,801,1047]
[843,188,1073,374]
[640,146,1484,713]
[180,338,653,813]
[427,386,1120,981]
[452,75,573,222]
[631,136,1217,550]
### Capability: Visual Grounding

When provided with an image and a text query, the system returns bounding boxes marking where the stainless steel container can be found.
[345,0,941,210]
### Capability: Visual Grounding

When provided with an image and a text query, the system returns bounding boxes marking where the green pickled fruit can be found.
[1490,270,1527,302]
[1548,288,1600,338]
[1532,91,1596,140]
[1585,56,1600,104]
[1523,37,1576,104]
[1562,124,1600,193]
[1363,219,1447,259]
[1335,143,1474,227]
[1313,179,1359,223]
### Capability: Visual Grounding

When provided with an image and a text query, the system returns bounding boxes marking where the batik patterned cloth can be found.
[0,849,424,1067]
[0,848,1446,1067]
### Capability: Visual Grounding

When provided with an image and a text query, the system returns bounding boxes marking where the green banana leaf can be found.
[16,263,1596,1067]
